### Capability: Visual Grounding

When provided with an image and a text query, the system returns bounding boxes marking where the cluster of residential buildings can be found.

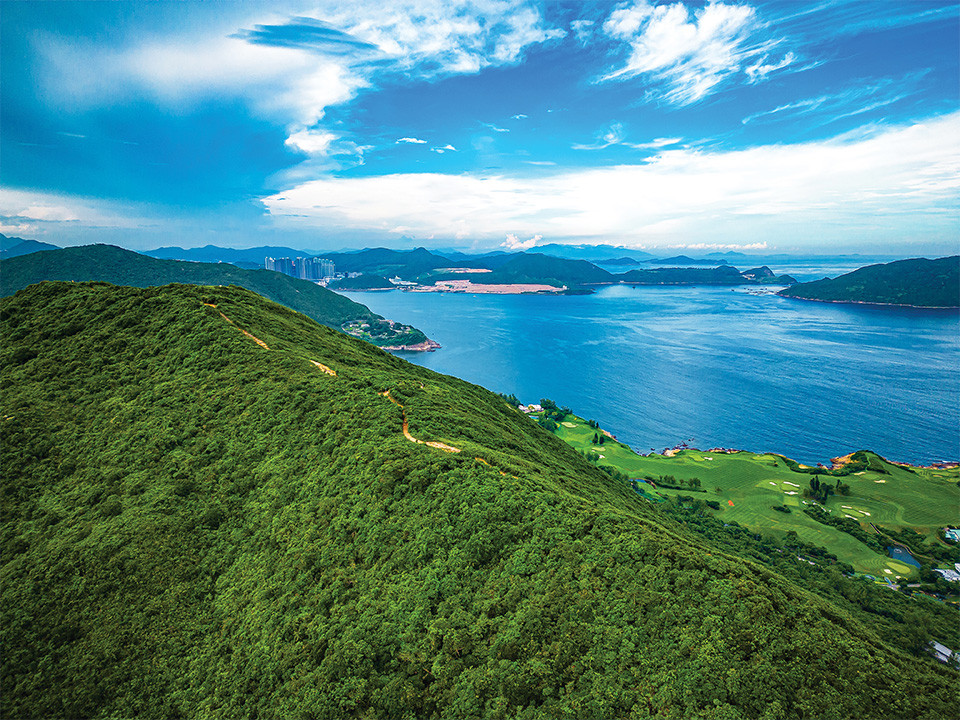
[264,256,335,282]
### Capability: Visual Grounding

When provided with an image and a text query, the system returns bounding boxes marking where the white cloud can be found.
[511,113,529,120]
[502,233,541,250]
[624,136,683,150]
[19,205,80,222]
[36,1,564,165]
[571,19,595,44]
[431,144,457,153]
[0,188,143,230]
[261,113,960,247]
[482,122,510,133]
[286,129,339,155]
[600,1,794,105]
[396,137,428,144]
[0,222,37,236]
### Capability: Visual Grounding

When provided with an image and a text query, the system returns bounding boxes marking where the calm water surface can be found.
[343,286,959,466]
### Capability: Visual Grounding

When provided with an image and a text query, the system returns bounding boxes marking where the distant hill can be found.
[144,244,318,266]
[325,247,450,278]
[742,266,798,284]
[779,256,960,308]
[641,255,724,265]
[534,243,654,261]
[2,280,956,719]
[0,234,29,252]
[449,253,615,287]
[618,265,748,285]
[0,244,429,347]
[328,273,395,290]
[0,239,59,259]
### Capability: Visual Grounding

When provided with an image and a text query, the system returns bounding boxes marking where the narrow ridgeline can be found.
[1,282,956,719]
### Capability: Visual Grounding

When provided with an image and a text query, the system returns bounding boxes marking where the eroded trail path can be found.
[380,390,460,453]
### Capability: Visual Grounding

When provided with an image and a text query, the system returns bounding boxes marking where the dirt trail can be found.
[205,303,335,374]
[311,360,336,376]
[205,303,271,350]
[380,391,460,453]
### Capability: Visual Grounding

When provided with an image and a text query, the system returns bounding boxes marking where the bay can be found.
[342,285,959,466]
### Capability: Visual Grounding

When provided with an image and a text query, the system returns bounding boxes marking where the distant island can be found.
[0,244,437,350]
[779,256,959,308]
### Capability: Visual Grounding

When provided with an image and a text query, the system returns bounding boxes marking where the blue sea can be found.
[342,266,960,466]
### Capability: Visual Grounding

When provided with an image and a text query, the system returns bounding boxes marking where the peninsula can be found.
[778,256,959,308]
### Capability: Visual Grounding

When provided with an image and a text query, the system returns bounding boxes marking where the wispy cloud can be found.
[482,122,510,133]
[599,1,795,105]
[261,113,960,247]
[396,137,428,144]
[741,72,927,126]
[431,144,457,153]
[573,122,626,150]
[511,113,528,120]
[0,188,143,233]
[574,123,681,151]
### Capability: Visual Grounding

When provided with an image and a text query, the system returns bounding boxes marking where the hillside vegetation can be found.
[0,244,428,347]
[779,256,959,307]
[1,281,957,719]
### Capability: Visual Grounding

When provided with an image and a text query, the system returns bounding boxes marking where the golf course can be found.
[546,413,960,579]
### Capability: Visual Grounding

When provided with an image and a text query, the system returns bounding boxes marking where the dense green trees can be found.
[1,282,957,719]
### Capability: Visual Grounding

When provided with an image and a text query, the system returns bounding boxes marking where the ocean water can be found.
[342,284,960,466]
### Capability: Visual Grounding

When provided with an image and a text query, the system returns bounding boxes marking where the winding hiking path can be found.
[380,390,460,453]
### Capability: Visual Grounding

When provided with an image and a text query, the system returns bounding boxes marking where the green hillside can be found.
[0,244,428,347]
[329,273,396,290]
[2,281,957,719]
[779,256,960,307]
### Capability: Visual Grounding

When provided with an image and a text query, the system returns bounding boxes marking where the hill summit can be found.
[1,281,956,719]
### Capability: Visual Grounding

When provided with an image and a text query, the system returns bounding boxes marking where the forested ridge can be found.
[778,256,960,307]
[0,244,428,346]
[1,281,957,719]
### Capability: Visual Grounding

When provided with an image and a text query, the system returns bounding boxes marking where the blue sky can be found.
[1,0,957,254]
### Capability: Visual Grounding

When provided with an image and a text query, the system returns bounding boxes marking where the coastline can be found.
[641,443,959,470]
[378,339,442,352]
[777,293,959,310]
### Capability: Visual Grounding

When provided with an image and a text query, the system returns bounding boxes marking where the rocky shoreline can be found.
[378,339,442,352]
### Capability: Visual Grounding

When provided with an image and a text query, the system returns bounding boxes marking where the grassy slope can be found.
[2,282,958,720]
[553,416,959,577]
[778,256,960,307]
[0,244,429,346]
